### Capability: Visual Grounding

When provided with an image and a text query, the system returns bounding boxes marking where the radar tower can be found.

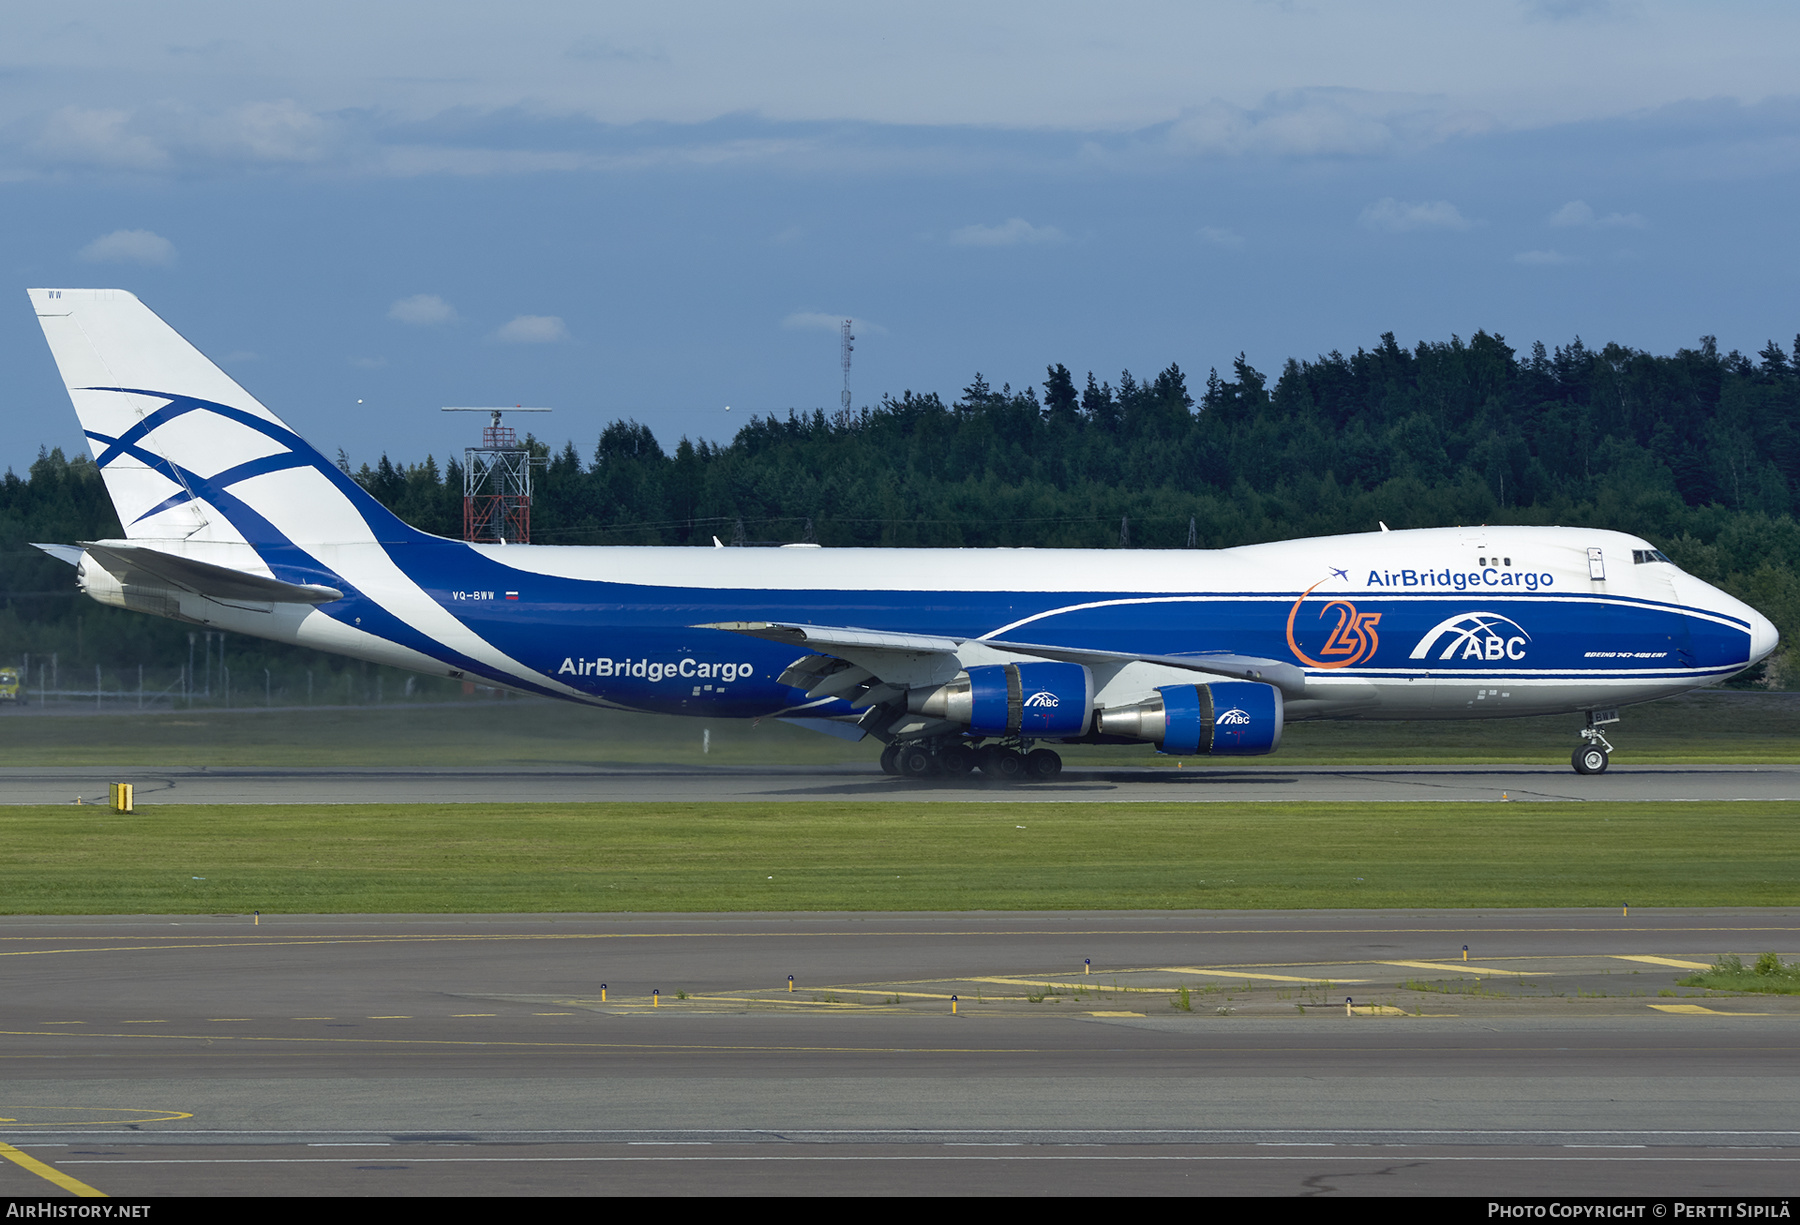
[442,406,551,544]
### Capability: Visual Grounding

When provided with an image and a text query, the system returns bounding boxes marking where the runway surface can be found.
[2,909,1796,1196]
[5,762,1800,805]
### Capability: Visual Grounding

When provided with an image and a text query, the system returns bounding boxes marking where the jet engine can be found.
[906,661,1094,738]
[1095,680,1284,756]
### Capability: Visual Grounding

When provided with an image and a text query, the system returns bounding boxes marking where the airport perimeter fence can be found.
[2,656,497,714]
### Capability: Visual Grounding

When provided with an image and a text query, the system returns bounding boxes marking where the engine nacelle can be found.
[1095,680,1283,756]
[907,661,1094,737]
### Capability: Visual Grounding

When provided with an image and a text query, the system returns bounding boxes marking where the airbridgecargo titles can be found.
[558,657,757,682]
[25,287,1781,781]
[1365,567,1554,590]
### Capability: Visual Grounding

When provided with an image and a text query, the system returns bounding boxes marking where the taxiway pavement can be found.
[1,909,1795,1196]
[4,762,1799,805]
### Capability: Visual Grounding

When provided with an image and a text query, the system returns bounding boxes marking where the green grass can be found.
[1677,953,1800,995]
[0,800,1793,914]
[2,687,1797,767]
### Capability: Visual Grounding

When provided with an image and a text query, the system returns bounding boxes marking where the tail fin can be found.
[29,288,420,549]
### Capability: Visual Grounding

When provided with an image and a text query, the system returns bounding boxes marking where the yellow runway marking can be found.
[1648,1004,1767,1016]
[964,977,1165,994]
[1085,1011,1144,1018]
[1614,955,1712,970]
[0,1140,107,1198]
[1381,960,1515,976]
[0,1108,192,1128]
[1158,967,1367,984]
[781,985,964,992]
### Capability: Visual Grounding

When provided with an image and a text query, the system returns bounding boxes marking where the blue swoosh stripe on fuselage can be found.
[368,539,1750,712]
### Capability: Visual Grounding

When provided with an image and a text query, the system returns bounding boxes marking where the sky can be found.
[4,1,1799,474]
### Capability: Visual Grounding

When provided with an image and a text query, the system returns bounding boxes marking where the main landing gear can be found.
[1571,708,1620,775]
[880,740,1062,783]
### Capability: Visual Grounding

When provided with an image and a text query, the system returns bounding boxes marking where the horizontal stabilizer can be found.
[30,542,85,567]
[78,542,344,605]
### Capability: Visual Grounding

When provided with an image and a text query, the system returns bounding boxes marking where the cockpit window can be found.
[1632,549,1672,564]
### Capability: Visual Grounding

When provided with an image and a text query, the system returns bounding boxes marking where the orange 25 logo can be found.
[1285,579,1381,669]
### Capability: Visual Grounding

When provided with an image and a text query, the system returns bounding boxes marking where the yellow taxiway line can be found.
[0,1139,107,1198]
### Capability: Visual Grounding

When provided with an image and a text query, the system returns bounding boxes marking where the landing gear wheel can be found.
[879,744,901,776]
[939,744,977,776]
[1572,745,1609,775]
[979,747,1026,781]
[1025,748,1063,781]
[899,745,938,777]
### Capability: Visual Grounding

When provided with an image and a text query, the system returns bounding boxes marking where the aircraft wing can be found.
[701,620,964,694]
[701,619,1307,699]
[975,640,1307,696]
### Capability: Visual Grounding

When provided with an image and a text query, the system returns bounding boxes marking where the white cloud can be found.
[1198,226,1245,248]
[1512,249,1580,265]
[213,99,330,163]
[494,314,569,343]
[77,229,177,266]
[1548,199,1649,229]
[950,218,1066,247]
[388,294,457,325]
[35,107,171,171]
[31,101,331,172]
[781,312,885,334]
[1163,89,1496,162]
[1173,99,1395,158]
[1359,198,1474,232]
[8,7,1800,175]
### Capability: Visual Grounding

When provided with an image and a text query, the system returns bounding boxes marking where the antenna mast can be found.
[442,406,551,544]
[840,319,854,412]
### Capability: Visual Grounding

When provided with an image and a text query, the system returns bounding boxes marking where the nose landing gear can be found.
[1571,708,1619,775]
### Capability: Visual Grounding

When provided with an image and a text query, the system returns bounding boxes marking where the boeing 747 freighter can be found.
[26,289,1779,778]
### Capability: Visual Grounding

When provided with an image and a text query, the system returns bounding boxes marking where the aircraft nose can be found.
[1749,606,1780,664]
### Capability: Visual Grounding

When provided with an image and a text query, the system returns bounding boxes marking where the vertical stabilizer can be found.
[28,288,416,549]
